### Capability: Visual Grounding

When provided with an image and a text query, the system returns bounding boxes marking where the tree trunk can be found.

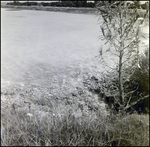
[119,10,124,105]
[119,50,124,104]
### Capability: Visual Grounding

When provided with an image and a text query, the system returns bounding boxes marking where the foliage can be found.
[50,1,87,7]
[96,1,149,114]
[9,1,96,8]
[141,2,149,10]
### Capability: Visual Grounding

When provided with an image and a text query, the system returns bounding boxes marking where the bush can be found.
[86,2,95,8]
[141,2,149,10]
[41,2,50,7]
[125,48,149,114]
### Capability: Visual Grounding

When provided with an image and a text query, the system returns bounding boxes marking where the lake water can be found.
[1,8,102,81]
[1,8,103,89]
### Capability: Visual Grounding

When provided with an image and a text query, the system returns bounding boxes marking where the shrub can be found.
[41,2,50,7]
[124,48,149,114]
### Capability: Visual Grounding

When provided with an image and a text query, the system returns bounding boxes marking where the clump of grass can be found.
[1,99,149,146]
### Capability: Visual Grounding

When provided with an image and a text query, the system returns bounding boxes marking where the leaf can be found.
[101,27,105,37]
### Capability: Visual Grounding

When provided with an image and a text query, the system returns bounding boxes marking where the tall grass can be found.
[1,98,149,146]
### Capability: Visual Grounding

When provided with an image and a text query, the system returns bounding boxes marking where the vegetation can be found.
[1,99,149,146]
[9,1,94,8]
[8,1,149,9]
[96,1,149,114]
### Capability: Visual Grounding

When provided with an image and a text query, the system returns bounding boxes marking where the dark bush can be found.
[29,2,38,6]
[49,1,92,8]
[126,49,149,114]
[141,2,149,10]
[86,2,95,8]
[49,2,57,7]
[18,2,38,6]
[41,2,50,7]
[119,49,149,114]
[6,2,13,5]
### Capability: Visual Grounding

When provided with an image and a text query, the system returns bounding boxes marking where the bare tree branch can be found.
[124,95,149,110]
[123,39,136,50]
[124,85,139,99]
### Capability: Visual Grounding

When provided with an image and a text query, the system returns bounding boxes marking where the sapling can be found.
[96,1,149,113]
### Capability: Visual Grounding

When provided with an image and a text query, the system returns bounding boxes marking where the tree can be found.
[81,0,87,7]
[13,0,19,4]
[96,1,149,114]
[134,1,141,9]
[72,0,86,7]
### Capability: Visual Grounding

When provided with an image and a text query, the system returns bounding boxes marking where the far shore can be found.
[1,4,97,14]
[1,3,147,17]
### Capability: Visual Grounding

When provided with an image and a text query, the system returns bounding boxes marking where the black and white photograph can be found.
[1,1,149,146]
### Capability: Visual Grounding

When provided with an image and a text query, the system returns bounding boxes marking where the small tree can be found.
[96,1,149,114]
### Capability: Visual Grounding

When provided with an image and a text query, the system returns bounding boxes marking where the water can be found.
[1,8,103,85]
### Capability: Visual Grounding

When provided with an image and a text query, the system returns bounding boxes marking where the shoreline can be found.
[1,4,147,16]
[1,4,97,14]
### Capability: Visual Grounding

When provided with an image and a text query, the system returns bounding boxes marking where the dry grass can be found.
[1,97,149,146]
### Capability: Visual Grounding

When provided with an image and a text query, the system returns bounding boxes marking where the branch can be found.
[102,30,120,51]
[123,39,136,50]
[122,67,137,85]
[125,95,132,108]
[101,15,112,34]
[97,7,107,15]
[122,22,134,38]
[108,37,120,50]
[121,57,131,65]
[101,58,117,71]
[123,14,139,39]
[124,85,139,106]
[124,95,149,110]
[125,36,136,41]
[114,96,122,106]
[109,49,120,57]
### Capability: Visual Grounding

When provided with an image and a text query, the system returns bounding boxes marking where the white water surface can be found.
[1,8,103,86]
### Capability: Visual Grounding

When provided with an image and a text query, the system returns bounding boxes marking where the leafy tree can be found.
[96,1,149,114]
[134,1,141,9]
[71,0,87,7]
[81,0,87,7]
[13,0,19,4]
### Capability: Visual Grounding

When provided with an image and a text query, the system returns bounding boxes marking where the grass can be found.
[1,96,149,146]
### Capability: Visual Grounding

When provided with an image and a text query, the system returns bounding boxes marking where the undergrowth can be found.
[1,100,149,146]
